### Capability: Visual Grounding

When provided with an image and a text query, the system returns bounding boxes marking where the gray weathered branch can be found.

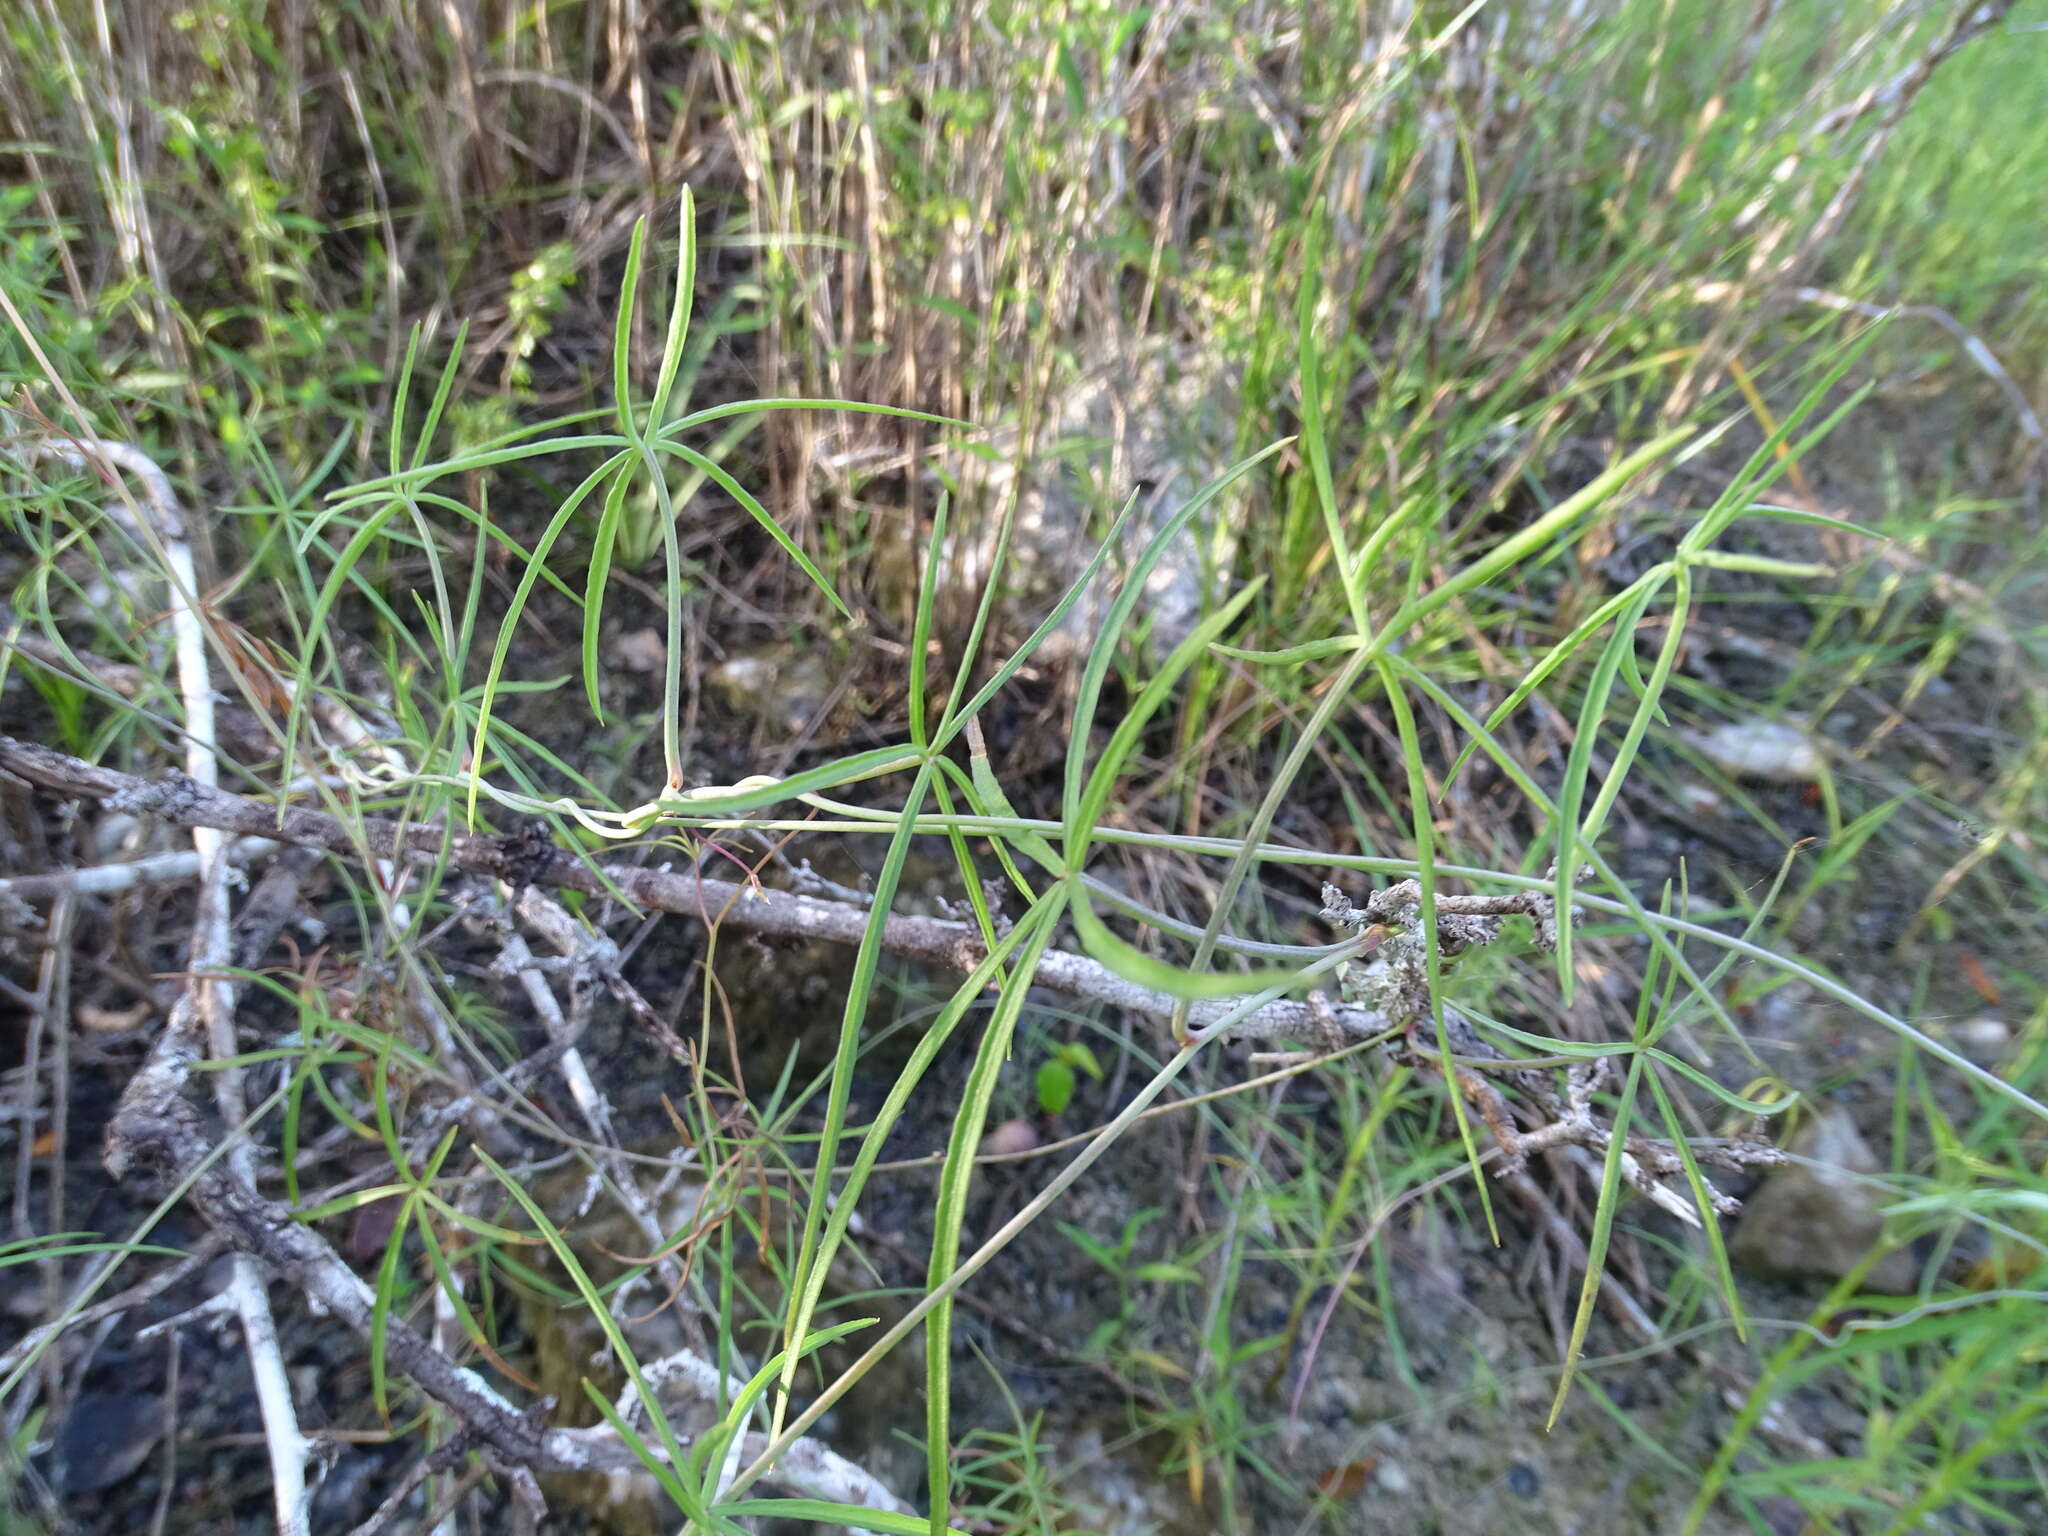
[0,737,1384,1047]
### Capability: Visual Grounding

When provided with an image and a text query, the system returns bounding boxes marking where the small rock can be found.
[1731,1109,1917,1291]
[49,1391,166,1494]
[1507,1461,1540,1498]
[980,1118,1041,1157]
[1305,1367,1364,1426]
[1953,1016,2010,1058]
[1689,719,1822,782]
[605,626,666,674]
[1677,782,1724,816]
[708,646,836,737]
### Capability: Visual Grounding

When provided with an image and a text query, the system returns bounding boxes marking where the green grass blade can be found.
[1296,212,1367,635]
[368,1187,420,1424]
[663,397,968,437]
[655,437,849,619]
[961,733,1061,880]
[724,966,1341,1501]
[802,905,1057,1371]
[651,744,922,820]
[1682,338,1880,554]
[931,489,1152,752]
[1550,581,1657,1004]
[719,1502,971,1536]
[410,322,468,473]
[582,1382,702,1517]
[1387,654,1769,1069]
[907,490,948,747]
[611,215,649,439]
[1066,883,1296,999]
[923,915,1059,1531]
[1642,1049,1799,1117]
[466,449,632,822]
[1409,428,1692,627]
[1736,502,1886,541]
[938,472,1038,729]
[1066,576,1264,865]
[1377,655,1497,1243]
[1060,442,1289,827]
[696,1317,878,1508]
[1443,564,1673,788]
[581,462,635,720]
[647,186,696,431]
[477,1148,706,1521]
[1545,1049,1645,1428]
[1643,1062,1748,1344]
[771,757,939,1440]
[1209,635,1364,664]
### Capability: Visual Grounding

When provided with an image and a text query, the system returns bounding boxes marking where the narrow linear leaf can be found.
[1067,576,1265,864]
[924,916,1060,1530]
[1547,1050,1645,1428]
[1378,657,1498,1242]
[647,186,697,431]
[1552,581,1660,1004]
[477,1149,705,1522]
[1062,442,1289,828]
[1068,884,1296,999]
[717,1501,973,1536]
[772,757,940,1441]
[656,438,850,618]
[581,462,636,719]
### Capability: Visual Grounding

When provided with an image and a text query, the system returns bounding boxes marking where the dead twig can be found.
[10,428,315,1533]
[101,1071,913,1513]
[0,737,1390,1050]
[0,836,277,903]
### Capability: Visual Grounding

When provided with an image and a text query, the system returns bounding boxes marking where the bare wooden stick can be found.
[0,736,1388,1048]
[11,430,314,1533]
[0,836,277,902]
[102,1063,918,1514]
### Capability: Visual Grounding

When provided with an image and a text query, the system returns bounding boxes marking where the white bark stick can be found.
[28,432,313,1534]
